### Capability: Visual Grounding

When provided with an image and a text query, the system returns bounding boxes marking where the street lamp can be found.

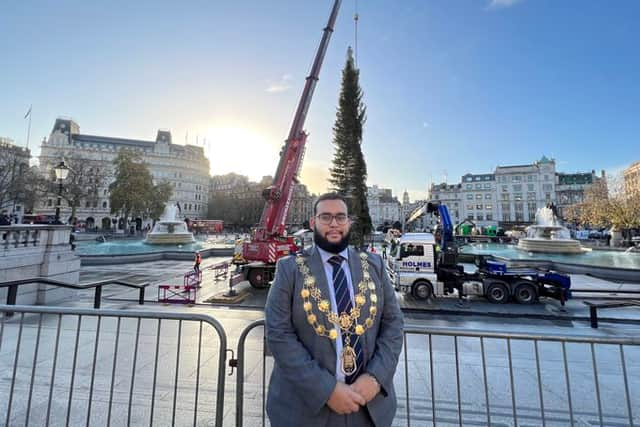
[54,161,69,224]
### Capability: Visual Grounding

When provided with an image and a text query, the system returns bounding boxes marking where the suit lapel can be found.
[308,247,336,352]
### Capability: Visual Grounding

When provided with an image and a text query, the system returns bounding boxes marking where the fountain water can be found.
[517,206,587,254]
[144,204,195,245]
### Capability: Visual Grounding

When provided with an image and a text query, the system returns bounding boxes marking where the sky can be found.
[2,0,639,201]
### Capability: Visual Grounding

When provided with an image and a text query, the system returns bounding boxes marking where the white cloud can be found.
[487,0,523,9]
[266,74,293,93]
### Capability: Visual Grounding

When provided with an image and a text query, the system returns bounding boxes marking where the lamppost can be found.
[54,161,69,224]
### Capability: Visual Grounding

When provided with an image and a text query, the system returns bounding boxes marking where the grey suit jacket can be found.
[265,246,404,427]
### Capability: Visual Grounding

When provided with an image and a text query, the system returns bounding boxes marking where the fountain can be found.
[517,205,587,254]
[144,204,195,245]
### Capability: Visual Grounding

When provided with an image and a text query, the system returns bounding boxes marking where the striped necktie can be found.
[328,255,364,384]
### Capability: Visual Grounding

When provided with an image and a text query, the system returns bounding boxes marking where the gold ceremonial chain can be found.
[296,252,378,375]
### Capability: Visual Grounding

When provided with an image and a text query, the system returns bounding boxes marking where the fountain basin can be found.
[461,243,640,282]
[144,204,196,244]
[517,238,588,254]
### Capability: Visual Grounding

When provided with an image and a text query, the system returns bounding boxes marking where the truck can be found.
[388,202,571,304]
[232,0,342,288]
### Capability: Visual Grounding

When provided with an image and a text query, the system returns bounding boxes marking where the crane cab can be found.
[387,233,441,300]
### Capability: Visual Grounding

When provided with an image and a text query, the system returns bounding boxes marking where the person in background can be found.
[194,251,202,272]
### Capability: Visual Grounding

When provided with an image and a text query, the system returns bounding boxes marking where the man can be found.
[266,193,404,427]
[194,251,202,272]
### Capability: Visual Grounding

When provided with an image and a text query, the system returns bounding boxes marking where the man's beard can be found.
[313,227,350,254]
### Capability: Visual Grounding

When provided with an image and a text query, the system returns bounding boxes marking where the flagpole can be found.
[25,105,32,150]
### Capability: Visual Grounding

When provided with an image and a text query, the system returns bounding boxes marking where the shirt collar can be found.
[316,246,349,265]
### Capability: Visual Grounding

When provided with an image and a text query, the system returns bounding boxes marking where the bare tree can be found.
[46,154,111,222]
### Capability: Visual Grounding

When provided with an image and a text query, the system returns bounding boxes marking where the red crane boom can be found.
[239,0,342,288]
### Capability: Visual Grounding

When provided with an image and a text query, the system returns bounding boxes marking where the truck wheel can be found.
[513,282,537,304]
[411,281,433,300]
[485,281,509,304]
[248,268,269,289]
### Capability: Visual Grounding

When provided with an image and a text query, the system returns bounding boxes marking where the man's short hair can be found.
[313,193,348,215]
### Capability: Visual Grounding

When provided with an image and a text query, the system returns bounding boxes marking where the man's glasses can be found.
[316,213,349,225]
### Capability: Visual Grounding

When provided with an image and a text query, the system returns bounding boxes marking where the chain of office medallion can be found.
[296,252,378,341]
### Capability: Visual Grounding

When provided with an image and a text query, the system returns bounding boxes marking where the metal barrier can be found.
[1,277,149,309]
[234,322,640,427]
[0,305,227,427]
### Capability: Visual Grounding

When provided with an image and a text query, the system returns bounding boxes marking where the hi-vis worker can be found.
[194,252,202,272]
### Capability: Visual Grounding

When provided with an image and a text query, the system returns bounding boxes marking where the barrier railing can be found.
[233,322,640,427]
[0,305,228,427]
[1,277,148,309]
[3,304,638,426]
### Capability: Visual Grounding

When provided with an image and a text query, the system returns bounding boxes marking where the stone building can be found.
[494,156,556,227]
[0,137,31,219]
[38,119,210,229]
[555,170,605,218]
[426,156,602,229]
[367,185,401,229]
[623,161,640,198]
[209,173,313,230]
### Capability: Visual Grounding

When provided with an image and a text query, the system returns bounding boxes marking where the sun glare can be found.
[205,126,279,180]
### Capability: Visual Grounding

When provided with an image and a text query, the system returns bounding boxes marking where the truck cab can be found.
[387,233,442,299]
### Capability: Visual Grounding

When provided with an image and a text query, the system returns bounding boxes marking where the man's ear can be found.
[309,216,316,229]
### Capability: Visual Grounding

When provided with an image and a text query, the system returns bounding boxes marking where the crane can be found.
[237,0,342,288]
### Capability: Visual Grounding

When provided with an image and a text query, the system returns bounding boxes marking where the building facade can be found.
[209,173,313,230]
[460,173,496,228]
[367,185,401,229]
[0,137,31,220]
[623,161,640,198]
[428,183,462,227]
[426,157,602,229]
[555,170,605,218]
[38,119,210,228]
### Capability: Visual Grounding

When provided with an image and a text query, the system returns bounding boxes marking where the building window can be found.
[527,192,536,200]
[501,193,509,201]
[468,214,474,220]
[514,193,523,201]
[528,184,534,191]
[528,202,536,221]
[475,183,481,189]
[485,194,491,199]
[103,201,108,209]
[47,199,52,207]
[502,185,508,192]
[467,194,473,200]
[543,184,553,191]
[513,184,522,191]
[466,184,472,189]
[485,204,492,210]
[477,214,483,221]
[528,175,533,181]
[476,194,482,199]
[484,183,491,189]
[476,204,483,210]
[467,204,474,210]
[486,214,493,221]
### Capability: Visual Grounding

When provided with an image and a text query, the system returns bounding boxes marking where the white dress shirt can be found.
[316,246,355,382]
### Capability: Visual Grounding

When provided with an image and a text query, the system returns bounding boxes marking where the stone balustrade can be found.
[1,225,80,305]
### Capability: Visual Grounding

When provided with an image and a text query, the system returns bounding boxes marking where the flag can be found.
[24,105,32,119]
